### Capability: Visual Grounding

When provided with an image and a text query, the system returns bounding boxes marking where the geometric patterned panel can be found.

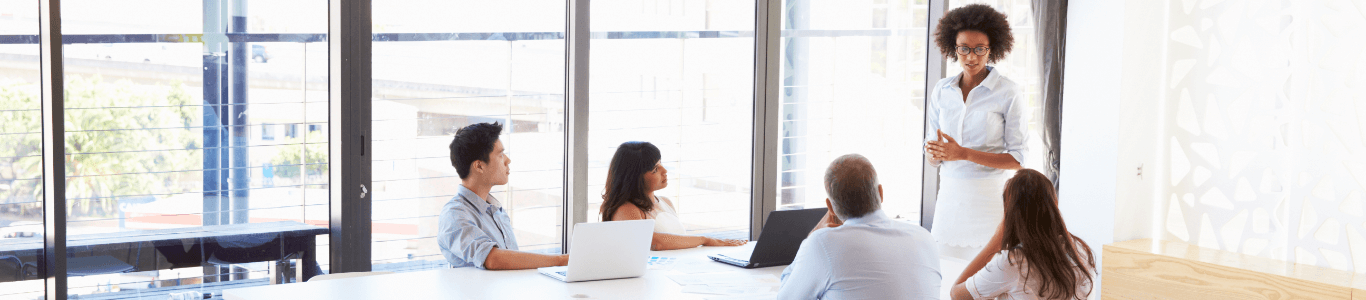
[1161,0,1366,271]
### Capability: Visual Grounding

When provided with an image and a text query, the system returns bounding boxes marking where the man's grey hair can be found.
[823,154,880,220]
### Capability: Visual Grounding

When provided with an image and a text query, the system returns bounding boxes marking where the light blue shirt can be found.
[778,210,941,300]
[925,66,1029,179]
[438,185,518,269]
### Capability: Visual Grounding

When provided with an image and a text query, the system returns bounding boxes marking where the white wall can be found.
[1065,0,1366,273]
[1148,0,1366,271]
[1059,0,1126,254]
[1109,0,1171,245]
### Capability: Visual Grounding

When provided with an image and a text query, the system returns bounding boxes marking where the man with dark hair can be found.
[438,122,569,269]
[778,154,942,299]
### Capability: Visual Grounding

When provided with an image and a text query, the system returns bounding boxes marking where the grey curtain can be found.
[1031,0,1067,187]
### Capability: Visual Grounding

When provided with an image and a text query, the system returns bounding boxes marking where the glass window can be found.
[0,0,43,298]
[586,0,756,239]
[945,0,1045,170]
[778,0,929,221]
[369,0,567,272]
[59,0,328,297]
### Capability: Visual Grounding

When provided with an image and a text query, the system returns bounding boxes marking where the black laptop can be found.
[708,208,827,268]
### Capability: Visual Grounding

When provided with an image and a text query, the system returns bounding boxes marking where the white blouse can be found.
[924,66,1029,179]
[649,196,686,235]
[965,247,1096,300]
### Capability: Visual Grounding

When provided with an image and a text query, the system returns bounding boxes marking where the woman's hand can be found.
[703,237,748,247]
[924,148,943,167]
[927,130,968,162]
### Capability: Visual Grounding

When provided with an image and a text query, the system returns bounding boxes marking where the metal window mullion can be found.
[562,0,590,254]
[920,0,948,230]
[749,0,780,241]
[39,0,67,298]
[328,0,372,274]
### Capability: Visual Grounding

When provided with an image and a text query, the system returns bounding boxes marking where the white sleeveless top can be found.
[650,196,686,235]
[965,242,1096,300]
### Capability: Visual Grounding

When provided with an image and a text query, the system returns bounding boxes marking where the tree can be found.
[0,75,199,219]
[269,130,328,182]
[0,80,42,219]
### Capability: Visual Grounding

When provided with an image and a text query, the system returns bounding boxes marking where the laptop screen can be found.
[747,208,827,265]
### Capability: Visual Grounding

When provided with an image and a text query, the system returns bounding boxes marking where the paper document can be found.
[647,256,678,270]
[667,273,779,286]
[703,293,778,300]
[670,260,724,274]
[706,281,780,288]
[680,285,776,295]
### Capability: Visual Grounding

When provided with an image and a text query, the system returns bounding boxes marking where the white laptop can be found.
[538,219,654,282]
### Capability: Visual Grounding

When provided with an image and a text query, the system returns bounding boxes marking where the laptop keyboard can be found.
[710,254,749,265]
[556,271,567,277]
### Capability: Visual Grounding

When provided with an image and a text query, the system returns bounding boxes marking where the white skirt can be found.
[931,175,1009,247]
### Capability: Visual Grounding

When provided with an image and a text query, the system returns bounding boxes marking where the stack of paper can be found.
[666,272,780,300]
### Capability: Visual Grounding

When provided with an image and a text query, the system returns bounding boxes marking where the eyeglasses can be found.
[955,46,990,56]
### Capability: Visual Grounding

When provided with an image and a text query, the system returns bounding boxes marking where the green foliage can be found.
[0,76,199,218]
[269,131,328,180]
[0,81,41,207]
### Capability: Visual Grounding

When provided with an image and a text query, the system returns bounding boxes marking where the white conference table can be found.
[224,243,968,300]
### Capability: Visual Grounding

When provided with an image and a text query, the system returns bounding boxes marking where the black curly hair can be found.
[934,4,1014,64]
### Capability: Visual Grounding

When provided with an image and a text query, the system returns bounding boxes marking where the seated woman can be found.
[950,169,1097,300]
[600,141,747,251]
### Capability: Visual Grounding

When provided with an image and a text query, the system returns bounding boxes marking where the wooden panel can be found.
[1352,273,1366,300]
[1106,239,1357,284]
[1103,239,1353,300]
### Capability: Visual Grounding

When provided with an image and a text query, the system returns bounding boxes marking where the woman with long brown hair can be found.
[950,169,1096,300]
[599,141,747,250]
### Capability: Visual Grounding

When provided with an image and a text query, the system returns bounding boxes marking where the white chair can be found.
[306,271,394,282]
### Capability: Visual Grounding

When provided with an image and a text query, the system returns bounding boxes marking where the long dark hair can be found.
[600,141,661,221]
[1000,169,1096,299]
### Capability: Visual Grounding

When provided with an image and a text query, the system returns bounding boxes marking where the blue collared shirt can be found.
[925,66,1029,179]
[778,210,941,300]
[438,185,518,269]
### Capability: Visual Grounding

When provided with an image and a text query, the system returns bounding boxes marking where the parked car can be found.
[252,44,274,63]
[0,221,40,238]
[89,43,160,62]
[65,43,199,67]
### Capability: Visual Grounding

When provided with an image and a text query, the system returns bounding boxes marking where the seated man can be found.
[438,122,568,270]
[778,154,942,299]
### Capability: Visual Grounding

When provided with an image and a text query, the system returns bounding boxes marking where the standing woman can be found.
[600,141,747,250]
[924,4,1027,259]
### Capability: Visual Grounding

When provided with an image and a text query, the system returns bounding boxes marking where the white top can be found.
[965,245,1096,300]
[649,196,686,235]
[925,66,1029,179]
[778,210,942,300]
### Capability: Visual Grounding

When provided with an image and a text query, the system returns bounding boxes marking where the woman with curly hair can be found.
[600,141,748,250]
[923,3,1028,259]
[950,169,1096,300]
